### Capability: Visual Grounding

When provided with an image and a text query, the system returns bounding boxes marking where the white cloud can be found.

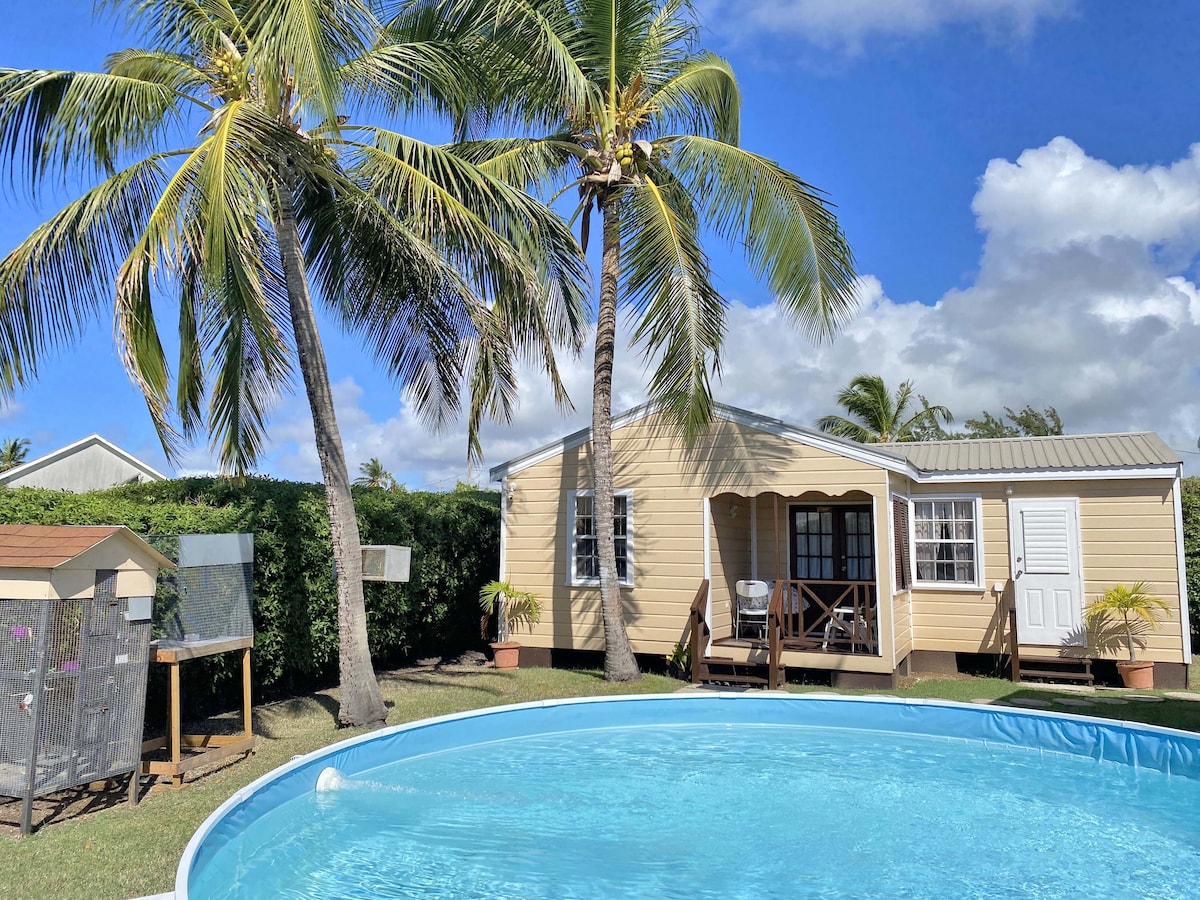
[699,0,1074,50]
[974,137,1200,261]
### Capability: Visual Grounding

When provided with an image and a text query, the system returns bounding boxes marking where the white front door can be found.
[1009,498,1085,646]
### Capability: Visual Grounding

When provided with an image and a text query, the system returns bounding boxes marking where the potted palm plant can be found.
[478,581,542,670]
[1085,582,1169,689]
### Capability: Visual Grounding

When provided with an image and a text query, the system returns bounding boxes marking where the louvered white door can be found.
[1009,499,1084,646]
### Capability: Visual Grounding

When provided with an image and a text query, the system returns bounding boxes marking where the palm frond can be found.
[629,0,699,90]
[573,0,661,104]
[0,68,187,192]
[346,127,588,358]
[96,0,247,54]
[814,414,876,443]
[465,303,521,464]
[643,52,738,143]
[295,169,475,432]
[341,38,473,122]
[384,0,595,134]
[105,48,216,97]
[0,152,177,394]
[661,134,857,341]
[620,171,723,439]
[241,0,377,127]
[446,135,581,193]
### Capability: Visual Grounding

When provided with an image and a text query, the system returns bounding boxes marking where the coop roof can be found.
[0,524,173,569]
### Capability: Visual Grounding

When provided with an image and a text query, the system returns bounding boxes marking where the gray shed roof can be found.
[880,432,1180,473]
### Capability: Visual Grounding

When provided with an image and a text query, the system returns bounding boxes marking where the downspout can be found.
[1172,468,1192,666]
[702,496,713,655]
[498,477,508,582]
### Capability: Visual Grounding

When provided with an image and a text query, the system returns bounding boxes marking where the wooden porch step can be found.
[697,657,775,687]
[1017,654,1094,685]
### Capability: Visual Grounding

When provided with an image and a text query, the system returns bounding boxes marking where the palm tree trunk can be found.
[595,193,640,682]
[273,177,387,727]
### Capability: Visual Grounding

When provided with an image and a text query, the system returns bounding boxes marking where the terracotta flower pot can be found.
[1117,660,1154,690]
[491,642,521,670]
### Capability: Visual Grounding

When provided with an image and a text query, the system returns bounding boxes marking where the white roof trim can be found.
[0,434,168,485]
[913,465,1181,483]
[487,404,1181,486]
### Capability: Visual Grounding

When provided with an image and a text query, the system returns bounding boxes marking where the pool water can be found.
[192,722,1200,898]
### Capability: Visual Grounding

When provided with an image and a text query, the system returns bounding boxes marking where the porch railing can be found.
[768,579,879,656]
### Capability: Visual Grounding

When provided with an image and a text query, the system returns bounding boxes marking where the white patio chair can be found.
[734,580,770,640]
[822,605,873,652]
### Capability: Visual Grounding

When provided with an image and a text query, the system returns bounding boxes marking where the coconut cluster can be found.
[205,50,242,100]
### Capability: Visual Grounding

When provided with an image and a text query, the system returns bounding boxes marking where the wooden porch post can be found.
[773,493,782,582]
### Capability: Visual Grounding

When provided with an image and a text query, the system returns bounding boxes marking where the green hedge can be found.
[0,478,500,709]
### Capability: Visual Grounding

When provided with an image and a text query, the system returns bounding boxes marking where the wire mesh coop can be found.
[0,525,166,835]
[142,534,256,789]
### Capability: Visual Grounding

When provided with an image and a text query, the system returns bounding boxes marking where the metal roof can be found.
[880,432,1180,473]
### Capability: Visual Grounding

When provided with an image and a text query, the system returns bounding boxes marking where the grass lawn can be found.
[2,664,1199,900]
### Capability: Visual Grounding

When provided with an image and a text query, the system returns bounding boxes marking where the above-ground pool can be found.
[180,694,1200,899]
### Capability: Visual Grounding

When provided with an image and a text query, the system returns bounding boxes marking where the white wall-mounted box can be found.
[361,545,411,582]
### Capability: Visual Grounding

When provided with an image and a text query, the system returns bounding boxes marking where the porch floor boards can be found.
[712,636,820,652]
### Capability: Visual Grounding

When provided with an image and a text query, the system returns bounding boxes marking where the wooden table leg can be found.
[169,661,183,789]
[242,648,253,741]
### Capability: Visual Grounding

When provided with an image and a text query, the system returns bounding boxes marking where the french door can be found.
[790,504,874,582]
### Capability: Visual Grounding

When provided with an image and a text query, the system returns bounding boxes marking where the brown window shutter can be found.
[892,497,911,591]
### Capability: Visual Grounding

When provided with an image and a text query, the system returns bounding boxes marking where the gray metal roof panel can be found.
[880,432,1179,473]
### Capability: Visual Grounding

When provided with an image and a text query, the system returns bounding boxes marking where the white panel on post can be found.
[178,533,254,567]
[361,545,412,582]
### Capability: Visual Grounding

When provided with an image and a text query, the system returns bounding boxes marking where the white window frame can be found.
[909,493,985,590]
[566,489,634,587]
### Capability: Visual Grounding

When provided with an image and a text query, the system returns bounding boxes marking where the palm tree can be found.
[0,0,587,725]
[817,375,952,443]
[0,438,29,472]
[355,457,395,489]
[388,0,859,681]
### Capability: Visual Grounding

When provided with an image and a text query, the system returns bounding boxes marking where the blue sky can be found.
[2,0,1200,485]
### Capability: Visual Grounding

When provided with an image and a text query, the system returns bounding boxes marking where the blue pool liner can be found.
[177,693,1200,898]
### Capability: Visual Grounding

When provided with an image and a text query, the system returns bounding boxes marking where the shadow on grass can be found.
[0,772,139,837]
[991,687,1200,732]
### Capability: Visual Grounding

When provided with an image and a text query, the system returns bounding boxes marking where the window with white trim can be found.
[569,491,632,585]
[912,498,979,585]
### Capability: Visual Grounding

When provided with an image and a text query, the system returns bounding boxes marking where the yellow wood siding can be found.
[907,479,1185,663]
[502,414,892,659]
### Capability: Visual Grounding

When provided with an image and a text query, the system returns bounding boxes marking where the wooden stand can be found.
[141,636,255,789]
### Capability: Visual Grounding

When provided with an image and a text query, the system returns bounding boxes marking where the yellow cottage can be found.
[490,404,1191,689]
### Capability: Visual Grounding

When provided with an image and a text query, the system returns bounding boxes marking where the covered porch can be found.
[690,488,892,686]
